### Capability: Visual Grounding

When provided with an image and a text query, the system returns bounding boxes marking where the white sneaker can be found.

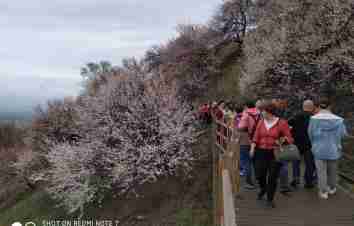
[329,187,337,195]
[319,191,328,199]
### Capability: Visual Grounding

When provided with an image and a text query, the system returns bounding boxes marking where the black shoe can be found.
[304,184,315,189]
[280,186,293,193]
[290,180,299,188]
[266,201,276,208]
[257,191,265,200]
[280,187,293,197]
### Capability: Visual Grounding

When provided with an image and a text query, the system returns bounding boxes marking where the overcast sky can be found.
[0,0,220,113]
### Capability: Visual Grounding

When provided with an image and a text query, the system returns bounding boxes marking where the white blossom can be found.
[43,74,197,216]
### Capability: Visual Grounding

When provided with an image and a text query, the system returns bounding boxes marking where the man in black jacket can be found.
[288,100,317,188]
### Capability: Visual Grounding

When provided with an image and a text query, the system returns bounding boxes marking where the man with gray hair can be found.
[288,99,317,188]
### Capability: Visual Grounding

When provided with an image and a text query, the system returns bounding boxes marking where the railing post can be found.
[223,169,237,226]
[213,117,240,226]
[230,133,241,196]
[219,156,224,226]
[212,120,219,226]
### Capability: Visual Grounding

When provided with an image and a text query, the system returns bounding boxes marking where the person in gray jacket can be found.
[308,97,348,199]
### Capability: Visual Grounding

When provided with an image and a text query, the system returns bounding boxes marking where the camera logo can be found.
[12,223,22,226]
[25,223,36,226]
[11,222,36,226]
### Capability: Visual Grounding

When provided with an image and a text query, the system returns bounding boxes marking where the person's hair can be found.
[303,99,314,111]
[235,104,244,114]
[262,100,278,115]
[217,100,225,106]
[318,97,331,109]
[244,100,255,108]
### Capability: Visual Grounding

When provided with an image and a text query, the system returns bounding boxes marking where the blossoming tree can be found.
[44,74,197,216]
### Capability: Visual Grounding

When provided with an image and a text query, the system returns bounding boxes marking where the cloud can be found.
[0,0,221,112]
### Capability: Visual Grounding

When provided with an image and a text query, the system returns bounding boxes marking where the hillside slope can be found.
[0,128,214,226]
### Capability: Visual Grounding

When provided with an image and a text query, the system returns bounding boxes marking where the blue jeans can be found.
[240,145,249,174]
[240,145,254,185]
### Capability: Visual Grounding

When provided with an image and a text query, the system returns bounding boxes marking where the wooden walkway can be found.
[212,118,354,226]
[235,179,354,226]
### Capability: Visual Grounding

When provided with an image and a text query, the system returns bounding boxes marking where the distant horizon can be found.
[0,94,71,121]
[0,110,33,121]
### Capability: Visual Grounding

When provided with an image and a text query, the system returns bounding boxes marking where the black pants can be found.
[303,149,317,185]
[254,149,282,202]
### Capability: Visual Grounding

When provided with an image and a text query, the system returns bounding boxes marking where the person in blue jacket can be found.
[308,97,348,199]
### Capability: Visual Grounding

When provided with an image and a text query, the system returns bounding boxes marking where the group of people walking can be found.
[199,96,351,208]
